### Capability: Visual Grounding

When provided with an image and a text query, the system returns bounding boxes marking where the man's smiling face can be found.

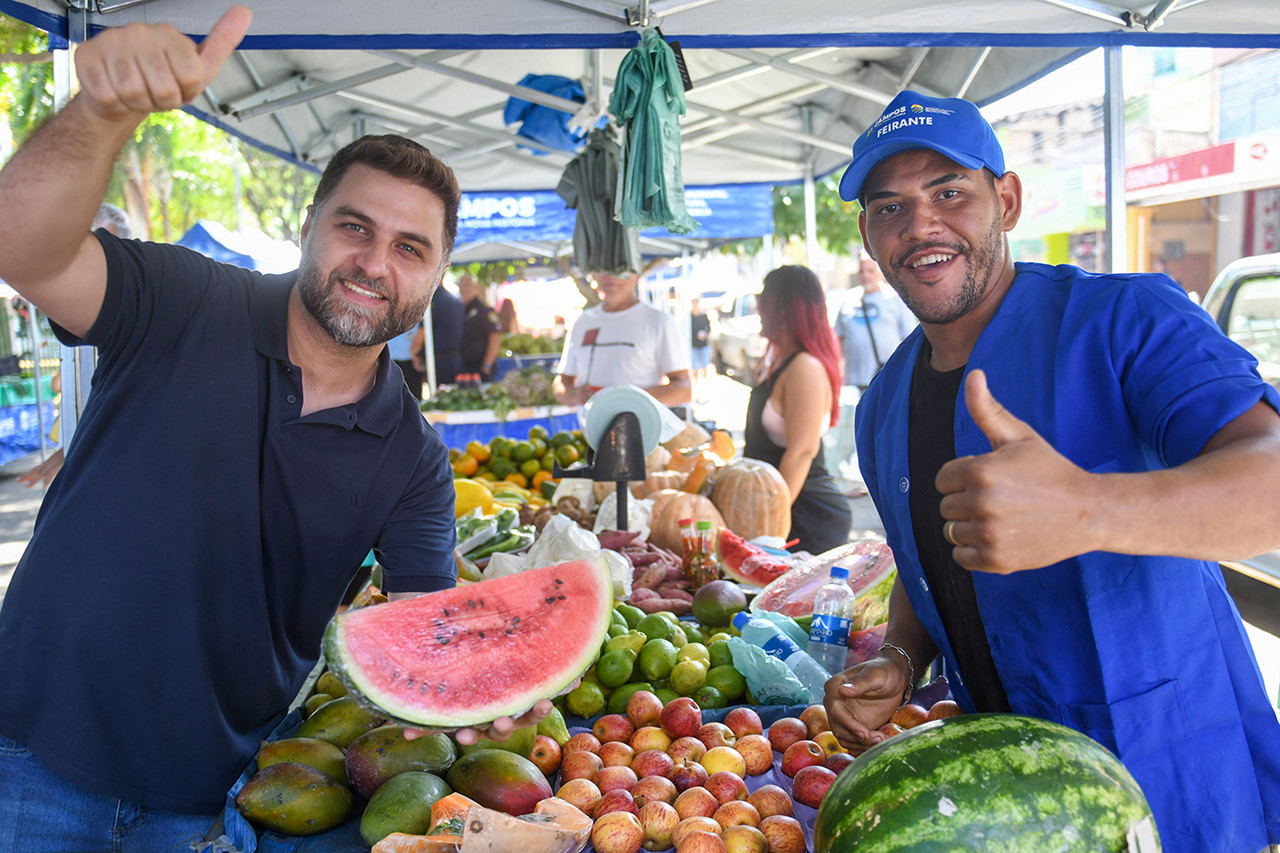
[297,163,447,348]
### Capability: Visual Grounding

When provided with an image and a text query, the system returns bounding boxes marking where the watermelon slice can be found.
[750,539,896,618]
[716,528,798,588]
[324,556,613,729]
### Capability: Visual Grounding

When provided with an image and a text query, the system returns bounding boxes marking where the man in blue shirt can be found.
[826,90,1280,853]
[0,8,547,849]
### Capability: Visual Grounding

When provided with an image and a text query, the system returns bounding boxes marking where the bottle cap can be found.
[679,518,693,527]
[695,520,713,530]
[830,566,850,580]
[732,611,752,630]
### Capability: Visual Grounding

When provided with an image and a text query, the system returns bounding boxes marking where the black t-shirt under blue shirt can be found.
[0,232,457,813]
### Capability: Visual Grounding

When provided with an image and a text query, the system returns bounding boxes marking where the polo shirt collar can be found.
[250,271,404,438]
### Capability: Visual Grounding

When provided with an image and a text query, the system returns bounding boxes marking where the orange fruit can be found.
[504,472,528,488]
[465,440,491,463]
[531,470,553,491]
[451,454,479,477]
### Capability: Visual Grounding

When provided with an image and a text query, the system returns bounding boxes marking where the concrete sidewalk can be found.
[0,453,50,608]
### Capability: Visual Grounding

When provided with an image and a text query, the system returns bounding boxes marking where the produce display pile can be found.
[422,367,559,416]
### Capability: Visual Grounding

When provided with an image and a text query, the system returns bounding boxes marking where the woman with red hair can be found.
[743,265,852,554]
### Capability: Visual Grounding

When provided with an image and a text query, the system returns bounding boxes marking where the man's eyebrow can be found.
[865,171,972,203]
[332,204,435,250]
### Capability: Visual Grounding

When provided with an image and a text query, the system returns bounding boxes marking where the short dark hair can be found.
[313,135,461,260]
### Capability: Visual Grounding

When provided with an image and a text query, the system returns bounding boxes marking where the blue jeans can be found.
[0,733,217,852]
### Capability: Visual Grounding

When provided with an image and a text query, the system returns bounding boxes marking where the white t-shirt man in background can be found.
[834,253,917,390]
[554,271,692,407]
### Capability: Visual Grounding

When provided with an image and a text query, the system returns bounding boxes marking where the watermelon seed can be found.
[438,684,446,694]
[545,596,555,603]
[479,631,485,639]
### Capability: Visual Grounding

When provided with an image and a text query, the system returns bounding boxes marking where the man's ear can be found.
[995,171,1023,232]
[857,210,873,262]
[300,203,315,241]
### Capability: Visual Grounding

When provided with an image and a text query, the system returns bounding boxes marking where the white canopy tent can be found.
[3,0,1278,438]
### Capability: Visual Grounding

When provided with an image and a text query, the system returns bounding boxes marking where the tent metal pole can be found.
[1102,45,1127,273]
[1031,0,1128,25]
[719,48,898,105]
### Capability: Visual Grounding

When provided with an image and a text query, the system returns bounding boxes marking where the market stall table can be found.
[423,404,579,449]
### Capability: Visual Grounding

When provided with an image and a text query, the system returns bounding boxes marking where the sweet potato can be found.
[635,598,693,615]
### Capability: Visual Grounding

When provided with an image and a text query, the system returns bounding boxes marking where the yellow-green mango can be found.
[358,771,452,846]
[294,696,384,748]
[235,762,352,836]
[343,725,457,800]
[257,737,347,784]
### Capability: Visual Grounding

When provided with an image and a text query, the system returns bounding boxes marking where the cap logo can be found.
[910,104,924,113]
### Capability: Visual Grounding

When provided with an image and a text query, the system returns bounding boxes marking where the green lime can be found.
[565,681,606,718]
[635,614,674,644]
[704,665,747,701]
[605,630,648,655]
[615,603,645,629]
[529,437,548,457]
[554,444,580,467]
[527,425,550,442]
[638,639,679,682]
[550,431,575,448]
[579,664,600,686]
[708,639,734,669]
[693,685,727,709]
[610,609,628,631]
[596,649,638,689]
[540,451,557,471]
[488,436,511,457]
[520,458,543,479]
[668,624,688,648]
[676,643,710,666]
[668,659,708,696]
[512,441,536,463]
[681,623,706,645]
[489,457,516,479]
[607,681,655,716]
[654,687,680,705]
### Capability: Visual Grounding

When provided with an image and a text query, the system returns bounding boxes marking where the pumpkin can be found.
[631,469,688,498]
[647,489,726,552]
[645,445,672,475]
[681,451,719,495]
[710,458,791,541]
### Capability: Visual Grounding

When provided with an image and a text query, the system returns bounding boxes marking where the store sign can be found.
[456,191,575,245]
[1126,143,1235,192]
[644,184,775,239]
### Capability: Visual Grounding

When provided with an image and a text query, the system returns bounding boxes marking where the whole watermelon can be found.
[813,713,1161,852]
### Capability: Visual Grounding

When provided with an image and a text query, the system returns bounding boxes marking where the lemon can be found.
[676,642,710,666]
[638,638,679,682]
[668,659,708,695]
[453,478,493,518]
[668,624,688,648]
[596,649,638,688]
[703,664,747,701]
[565,682,606,717]
[605,630,648,656]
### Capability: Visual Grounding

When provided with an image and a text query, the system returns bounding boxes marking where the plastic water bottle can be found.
[731,612,829,703]
[807,566,857,675]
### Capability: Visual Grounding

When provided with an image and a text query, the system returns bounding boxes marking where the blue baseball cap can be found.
[838,90,1006,203]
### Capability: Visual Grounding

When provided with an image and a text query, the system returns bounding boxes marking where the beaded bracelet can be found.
[878,642,915,704]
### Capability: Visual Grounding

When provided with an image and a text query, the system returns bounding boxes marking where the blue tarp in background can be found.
[0,401,58,466]
[176,221,260,270]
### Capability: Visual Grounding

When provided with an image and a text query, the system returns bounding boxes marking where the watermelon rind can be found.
[813,713,1160,853]
[323,556,614,729]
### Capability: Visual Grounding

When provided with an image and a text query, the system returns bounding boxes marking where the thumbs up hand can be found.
[935,369,1096,574]
[75,6,252,123]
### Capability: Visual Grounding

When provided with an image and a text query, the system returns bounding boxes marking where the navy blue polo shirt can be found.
[0,233,456,813]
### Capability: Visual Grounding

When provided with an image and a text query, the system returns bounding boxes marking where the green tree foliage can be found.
[772,174,864,257]
[0,15,53,146]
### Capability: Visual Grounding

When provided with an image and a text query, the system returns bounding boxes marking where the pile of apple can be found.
[553,690,839,853]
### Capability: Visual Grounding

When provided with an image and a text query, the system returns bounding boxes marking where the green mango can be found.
[359,771,452,846]
[536,706,571,747]
[456,724,536,760]
[344,725,457,799]
[294,696,385,748]
[236,762,352,837]
[302,693,332,718]
[314,670,348,699]
[257,737,347,784]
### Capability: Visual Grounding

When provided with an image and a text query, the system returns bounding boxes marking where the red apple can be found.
[713,799,761,830]
[791,764,837,808]
[734,734,774,776]
[759,815,806,853]
[823,751,856,775]
[594,787,639,818]
[631,748,676,780]
[666,756,709,792]
[599,740,636,768]
[721,824,769,853]
[667,735,707,764]
[597,764,639,795]
[559,749,604,782]
[637,800,680,851]
[747,784,794,819]
[660,697,703,739]
[564,731,602,755]
[672,818,723,850]
[780,739,825,777]
[925,699,964,721]
[799,703,831,738]
[626,689,665,729]
[556,777,602,815]
[722,706,764,739]
[676,830,728,853]
[529,734,562,774]
[673,785,719,820]
[697,721,737,751]
[878,722,906,740]
[595,713,637,744]
[592,810,645,853]
[766,717,807,753]
[813,730,847,758]
[703,770,748,804]
[890,703,930,729]
[630,725,673,754]
[631,773,679,809]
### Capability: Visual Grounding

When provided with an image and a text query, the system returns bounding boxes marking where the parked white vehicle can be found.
[1202,253,1280,393]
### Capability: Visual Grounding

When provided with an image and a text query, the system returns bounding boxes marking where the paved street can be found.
[0,451,50,607]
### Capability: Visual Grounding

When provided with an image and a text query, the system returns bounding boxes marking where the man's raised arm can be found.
[0,6,251,338]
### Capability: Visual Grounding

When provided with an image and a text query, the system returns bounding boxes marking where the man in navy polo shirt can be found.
[0,8,549,849]
[825,90,1280,852]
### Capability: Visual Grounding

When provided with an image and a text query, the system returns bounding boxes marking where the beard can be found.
[297,258,433,348]
[885,214,1005,326]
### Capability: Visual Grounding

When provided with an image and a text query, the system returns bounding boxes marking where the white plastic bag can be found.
[592,491,651,541]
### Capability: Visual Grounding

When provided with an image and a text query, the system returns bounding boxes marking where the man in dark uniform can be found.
[459,273,502,380]
[417,282,463,386]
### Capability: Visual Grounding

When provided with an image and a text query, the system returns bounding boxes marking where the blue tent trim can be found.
[176,221,259,270]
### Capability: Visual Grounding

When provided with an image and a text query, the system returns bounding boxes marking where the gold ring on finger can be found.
[943,520,960,546]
